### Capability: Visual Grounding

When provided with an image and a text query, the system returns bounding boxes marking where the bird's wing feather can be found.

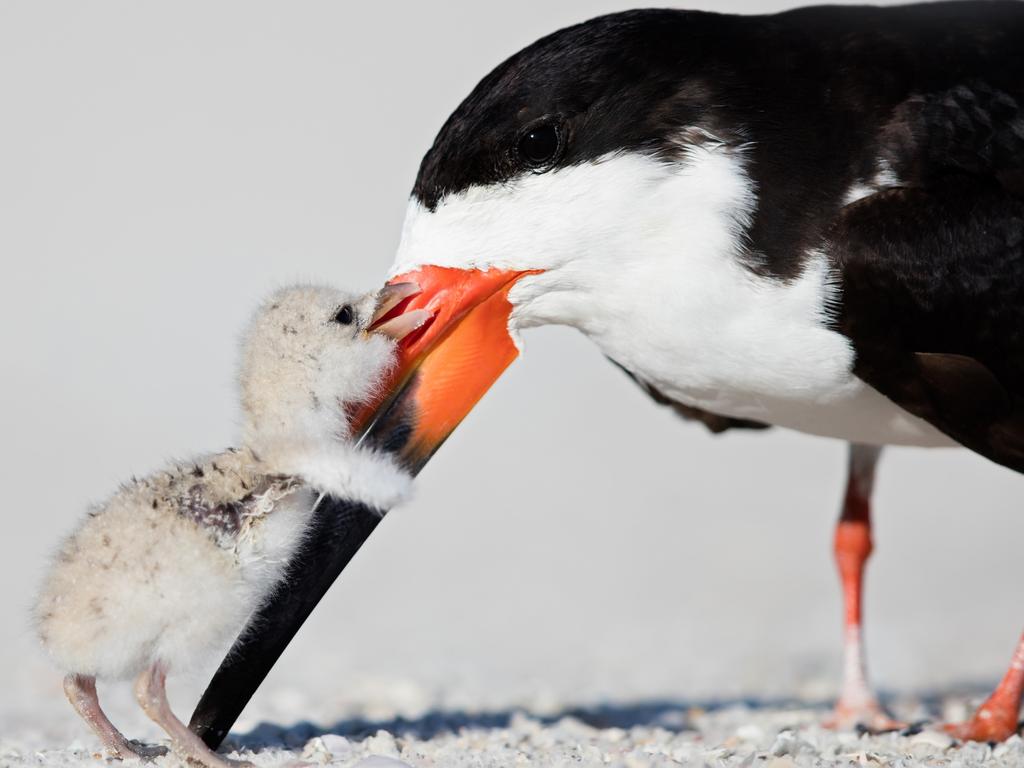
[833,174,1024,471]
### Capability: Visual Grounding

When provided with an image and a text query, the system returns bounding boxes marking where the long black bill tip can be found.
[188,497,383,748]
[188,382,422,749]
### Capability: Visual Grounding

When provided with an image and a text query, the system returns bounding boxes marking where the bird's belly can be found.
[512,245,956,448]
[669,376,956,447]
[589,322,955,447]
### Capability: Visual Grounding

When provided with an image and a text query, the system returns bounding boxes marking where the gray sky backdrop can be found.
[2,0,1022,737]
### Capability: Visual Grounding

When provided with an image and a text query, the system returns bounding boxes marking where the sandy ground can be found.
[2,673,1022,768]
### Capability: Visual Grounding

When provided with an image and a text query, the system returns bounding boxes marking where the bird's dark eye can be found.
[518,122,561,168]
[332,304,354,325]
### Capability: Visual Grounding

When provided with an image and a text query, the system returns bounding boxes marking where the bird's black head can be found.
[412,9,742,212]
[370,9,765,481]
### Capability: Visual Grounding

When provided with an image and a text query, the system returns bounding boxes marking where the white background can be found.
[2,0,1021,738]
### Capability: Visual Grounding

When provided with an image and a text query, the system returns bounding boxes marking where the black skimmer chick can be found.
[192,1,1024,745]
[34,284,427,766]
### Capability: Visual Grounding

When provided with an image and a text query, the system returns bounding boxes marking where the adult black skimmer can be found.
[191,1,1024,744]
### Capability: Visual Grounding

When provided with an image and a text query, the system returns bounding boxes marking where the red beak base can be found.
[357,265,536,472]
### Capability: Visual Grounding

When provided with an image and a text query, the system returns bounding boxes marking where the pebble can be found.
[910,729,954,750]
[361,731,400,758]
[351,758,415,768]
[736,724,765,742]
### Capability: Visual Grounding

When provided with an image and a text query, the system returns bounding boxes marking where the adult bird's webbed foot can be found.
[941,630,1024,742]
[825,693,904,733]
[943,709,1021,744]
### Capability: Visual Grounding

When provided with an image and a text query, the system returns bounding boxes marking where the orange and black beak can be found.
[190,266,535,748]
[355,265,536,472]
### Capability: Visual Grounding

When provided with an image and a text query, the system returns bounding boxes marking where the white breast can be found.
[393,142,954,449]
[511,248,952,447]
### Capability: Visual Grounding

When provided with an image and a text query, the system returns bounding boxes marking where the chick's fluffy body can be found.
[35,449,313,679]
[34,285,408,681]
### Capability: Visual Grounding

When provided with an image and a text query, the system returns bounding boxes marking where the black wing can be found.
[833,80,1024,470]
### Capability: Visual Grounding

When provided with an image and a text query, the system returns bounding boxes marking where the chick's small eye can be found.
[332,304,354,325]
[518,123,560,167]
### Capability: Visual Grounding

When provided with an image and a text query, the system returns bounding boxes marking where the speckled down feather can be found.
[34,448,314,680]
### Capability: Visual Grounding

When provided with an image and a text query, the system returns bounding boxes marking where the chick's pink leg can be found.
[134,662,252,768]
[825,444,901,732]
[64,674,167,760]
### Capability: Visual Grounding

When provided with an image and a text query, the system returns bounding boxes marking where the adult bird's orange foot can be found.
[941,630,1024,742]
[941,634,1024,742]
[825,698,904,733]
[943,711,1021,744]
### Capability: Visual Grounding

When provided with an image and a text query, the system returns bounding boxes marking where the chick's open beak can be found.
[368,282,431,341]
[354,265,536,472]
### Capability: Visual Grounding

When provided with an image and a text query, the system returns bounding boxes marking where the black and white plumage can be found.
[381,0,1024,738]
[396,1,1024,457]
[187,1,1024,745]
[33,285,422,766]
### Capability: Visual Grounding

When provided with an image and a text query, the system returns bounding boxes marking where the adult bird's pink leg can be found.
[944,632,1024,742]
[63,674,167,760]
[825,444,901,731]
